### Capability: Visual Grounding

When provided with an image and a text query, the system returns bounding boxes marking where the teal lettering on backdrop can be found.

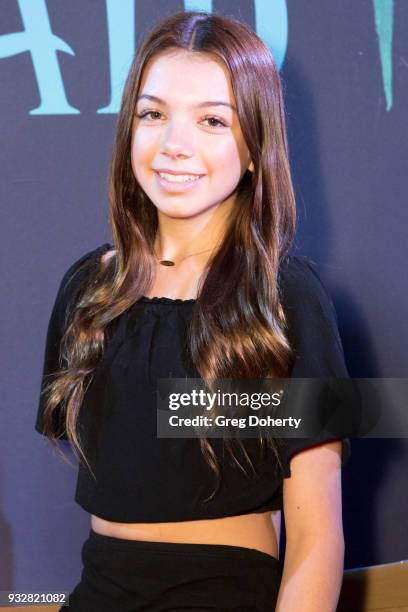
[373,0,394,111]
[98,0,288,114]
[0,0,394,115]
[97,0,135,114]
[253,0,287,70]
[0,0,79,114]
[0,0,287,115]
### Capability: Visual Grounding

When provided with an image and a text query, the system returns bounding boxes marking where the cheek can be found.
[208,139,244,178]
[133,125,160,152]
[131,132,155,181]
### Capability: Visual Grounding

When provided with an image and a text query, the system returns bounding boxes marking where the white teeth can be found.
[158,172,200,183]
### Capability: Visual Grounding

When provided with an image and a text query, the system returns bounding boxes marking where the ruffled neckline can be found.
[137,295,196,304]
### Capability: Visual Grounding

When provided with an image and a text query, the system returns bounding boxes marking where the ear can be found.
[248,160,254,173]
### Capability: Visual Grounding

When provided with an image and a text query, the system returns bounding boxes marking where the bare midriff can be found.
[91,511,281,561]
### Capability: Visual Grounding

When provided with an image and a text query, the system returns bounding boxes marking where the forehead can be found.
[137,50,235,106]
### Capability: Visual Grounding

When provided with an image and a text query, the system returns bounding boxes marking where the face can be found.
[131,49,253,219]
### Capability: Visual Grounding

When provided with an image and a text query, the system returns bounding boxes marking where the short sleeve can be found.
[278,256,352,478]
[35,244,110,439]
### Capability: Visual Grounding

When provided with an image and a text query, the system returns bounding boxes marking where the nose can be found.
[160,117,194,159]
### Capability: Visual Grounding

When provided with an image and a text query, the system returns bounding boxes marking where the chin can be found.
[163,198,208,216]
[158,206,199,219]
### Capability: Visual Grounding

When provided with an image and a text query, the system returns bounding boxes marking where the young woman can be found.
[36,11,351,611]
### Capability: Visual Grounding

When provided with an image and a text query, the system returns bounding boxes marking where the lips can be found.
[154,170,204,192]
[154,168,205,176]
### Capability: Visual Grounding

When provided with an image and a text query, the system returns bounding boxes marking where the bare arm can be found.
[276,440,345,611]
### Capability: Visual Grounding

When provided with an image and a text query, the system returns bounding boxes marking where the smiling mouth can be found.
[155,171,203,183]
[154,170,204,192]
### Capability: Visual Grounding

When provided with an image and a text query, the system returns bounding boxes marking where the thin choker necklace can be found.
[155,246,216,267]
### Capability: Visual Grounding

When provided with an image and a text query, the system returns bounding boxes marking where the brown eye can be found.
[201,116,227,129]
[136,111,163,120]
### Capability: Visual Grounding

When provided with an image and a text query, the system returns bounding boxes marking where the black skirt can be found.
[63,528,283,611]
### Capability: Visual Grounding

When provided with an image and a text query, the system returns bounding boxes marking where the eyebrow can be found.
[136,94,237,112]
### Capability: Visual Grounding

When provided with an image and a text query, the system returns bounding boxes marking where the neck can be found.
[154,197,235,262]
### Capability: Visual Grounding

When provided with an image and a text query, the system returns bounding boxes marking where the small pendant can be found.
[159,260,175,266]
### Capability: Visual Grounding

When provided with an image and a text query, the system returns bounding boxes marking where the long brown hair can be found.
[41,10,296,500]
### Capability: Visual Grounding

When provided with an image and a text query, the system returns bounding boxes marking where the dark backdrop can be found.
[1,0,406,593]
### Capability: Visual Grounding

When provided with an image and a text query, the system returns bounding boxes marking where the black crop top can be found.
[35,242,351,522]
